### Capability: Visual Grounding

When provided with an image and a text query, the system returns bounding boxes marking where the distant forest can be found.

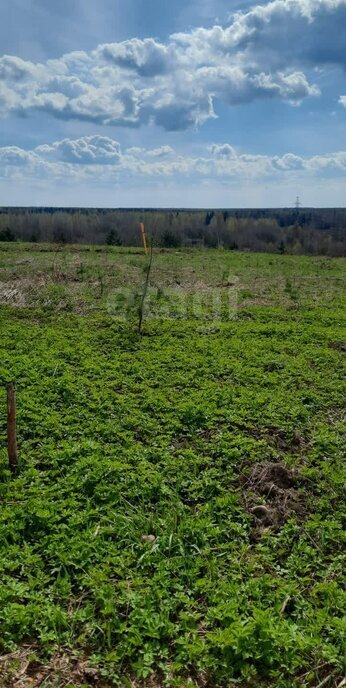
[0,207,345,256]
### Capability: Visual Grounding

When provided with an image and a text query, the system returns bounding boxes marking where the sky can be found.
[0,0,345,207]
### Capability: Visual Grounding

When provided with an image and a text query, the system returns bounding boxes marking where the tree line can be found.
[0,207,345,255]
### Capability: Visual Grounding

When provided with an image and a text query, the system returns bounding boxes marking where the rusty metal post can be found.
[7,382,18,473]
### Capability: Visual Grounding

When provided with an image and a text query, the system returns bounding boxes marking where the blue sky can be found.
[0,0,345,207]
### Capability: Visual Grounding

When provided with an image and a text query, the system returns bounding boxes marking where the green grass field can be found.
[0,244,345,687]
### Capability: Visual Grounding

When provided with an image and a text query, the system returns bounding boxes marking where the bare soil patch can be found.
[242,461,306,531]
[247,426,309,454]
[328,341,346,352]
[0,648,103,687]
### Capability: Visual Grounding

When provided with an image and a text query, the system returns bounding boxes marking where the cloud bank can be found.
[1,136,345,185]
[0,0,345,130]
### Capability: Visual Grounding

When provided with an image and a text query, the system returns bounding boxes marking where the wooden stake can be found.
[140,223,148,255]
[7,382,18,473]
[138,239,154,335]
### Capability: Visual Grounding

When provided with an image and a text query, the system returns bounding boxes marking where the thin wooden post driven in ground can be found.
[138,239,154,335]
[7,382,18,473]
[140,223,148,255]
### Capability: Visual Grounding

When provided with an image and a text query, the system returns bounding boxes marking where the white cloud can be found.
[35,135,122,164]
[146,146,174,158]
[0,55,45,81]
[173,0,346,70]
[1,0,344,129]
[1,137,345,184]
[95,39,172,76]
[195,66,319,105]
[273,153,305,170]
[209,144,236,158]
[0,146,39,166]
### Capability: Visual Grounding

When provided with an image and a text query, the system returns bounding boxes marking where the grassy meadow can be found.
[0,243,345,687]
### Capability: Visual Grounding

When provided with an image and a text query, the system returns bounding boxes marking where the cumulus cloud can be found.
[150,93,215,131]
[339,95,346,107]
[0,146,39,166]
[96,39,172,77]
[195,66,319,105]
[0,55,36,81]
[209,144,236,158]
[146,146,174,158]
[173,0,346,70]
[35,136,122,164]
[125,145,174,158]
[0,0,344,130]
[273,153,305,170]
[1,136,345,184]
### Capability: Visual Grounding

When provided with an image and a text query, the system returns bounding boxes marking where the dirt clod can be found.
[250,461,294,490]
[249,504,275,526]
[244,461,305,531]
